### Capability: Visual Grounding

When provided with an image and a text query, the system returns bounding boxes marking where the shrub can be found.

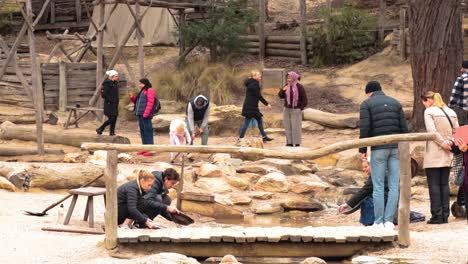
[310,2,377,65]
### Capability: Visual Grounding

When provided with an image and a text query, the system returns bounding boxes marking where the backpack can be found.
[152,96,161,115]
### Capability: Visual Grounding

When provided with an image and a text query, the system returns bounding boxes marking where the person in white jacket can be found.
[169,119,192,163]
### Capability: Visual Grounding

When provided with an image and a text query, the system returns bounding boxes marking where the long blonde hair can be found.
[421,91,447,108]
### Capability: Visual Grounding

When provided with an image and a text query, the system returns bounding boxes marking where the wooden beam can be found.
[98,2,119,32]
[33,0,51,26]
[176,155,185,210]
[399,7,407,60]
[299,0,307,65]
[82,133,438,160]
[136,1,144,78]
[258,0,266,61]
[98,0,209,9]
[95,0,105,104]
[76,0,83,23]
[124,0,145,37]
[105,150,118,249]
[50,0,56,24]
[58,60,67,111]
[0,23,28,80]
[83,0,99,32]
[397,142,411,246]
[15,0,35,31]
[178,9,185,56]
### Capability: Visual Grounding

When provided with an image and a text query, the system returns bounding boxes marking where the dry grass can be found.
[148,60,261,105]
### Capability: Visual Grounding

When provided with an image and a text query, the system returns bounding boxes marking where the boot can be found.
[262,136,273,142]
[96,127,103,135]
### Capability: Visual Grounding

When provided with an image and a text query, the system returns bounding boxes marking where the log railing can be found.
[81,132,437,249]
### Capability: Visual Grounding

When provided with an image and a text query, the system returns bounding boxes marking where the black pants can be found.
[425,167,451,222]
[465,189,468,221]
[144,194,172,221]
[98,115,117,135]
[457,186,465,206]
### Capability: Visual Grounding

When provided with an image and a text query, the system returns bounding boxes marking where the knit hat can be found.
[139,78,152,89]
[365,81,382,94]
[462,61,468,69]
[106,70,118,77]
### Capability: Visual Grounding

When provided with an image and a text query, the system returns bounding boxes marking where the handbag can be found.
[452,153,465,186]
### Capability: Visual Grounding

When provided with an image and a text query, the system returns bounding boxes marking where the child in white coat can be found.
[169,119,192,163]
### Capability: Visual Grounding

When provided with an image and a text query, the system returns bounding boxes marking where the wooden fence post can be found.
[105,150,118,250]
[96,1,105,97]
[398,142,411,247]
[299,0,307,65]
[399,8,407,60]
[59,60,67,111]
[259,0,266,61]
[136,2,144,78]
[378,0,386,45]
[75,0,82,23]
[176,155,185,210]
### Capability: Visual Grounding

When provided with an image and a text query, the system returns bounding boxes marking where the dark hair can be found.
[139,78,152,90]
[163,168,180,181]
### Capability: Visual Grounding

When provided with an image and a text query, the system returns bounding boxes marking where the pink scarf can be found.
[286,71,299,108]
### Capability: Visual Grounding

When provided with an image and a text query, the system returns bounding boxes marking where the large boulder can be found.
[336,153,363,171]
[281,198,325,212]
[300,257,327,264]
[158,100,185,115]
[290,180,331,194]
[63,152,88,163]
[252,203,282,214]
[351,256,392,264]
[152,114,185,132]
[195,178,232,194]
[248,192,273,200]
[208,105,244,135]
[237,173,261,184]
[225,176,250,190]
[302,121,326,132]
[219,255,241,264]
[0,177,15,192]
[144,253,200,264]
[196,163,222,178]
[255,172,289,193]
[411,145,425,175]
[312,153,340,167]
[229,194,252,205]
[236,164,272,174]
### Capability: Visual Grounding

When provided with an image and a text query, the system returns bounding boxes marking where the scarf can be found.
[286,71,299,108]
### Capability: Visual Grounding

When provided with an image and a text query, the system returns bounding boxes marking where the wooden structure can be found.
[64,106,103,129]
[32,0,94,30]
[117,226,397,258]
[63,187,106,228]
[81,132,437,251]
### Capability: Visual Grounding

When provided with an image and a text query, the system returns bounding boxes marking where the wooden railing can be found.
[81,132,437,250]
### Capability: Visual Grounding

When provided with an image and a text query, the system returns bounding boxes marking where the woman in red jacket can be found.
[130,78,156,156]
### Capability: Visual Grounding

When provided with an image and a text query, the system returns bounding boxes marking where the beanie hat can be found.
[106,70,118,77]
[462,61,468,69]
[365,81,382,94]
[139,78,152,89]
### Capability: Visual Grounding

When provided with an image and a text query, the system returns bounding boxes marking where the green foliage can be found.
[310,2,377,65]
[150,61,259,105]
[179,0,256,62]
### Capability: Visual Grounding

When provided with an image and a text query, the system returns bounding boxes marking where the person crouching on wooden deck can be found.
[117,170,159,229]
[143,168,181,222]
[169,119,192,163]
[96,70,119,136]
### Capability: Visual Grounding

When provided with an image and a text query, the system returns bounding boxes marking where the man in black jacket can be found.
[359,81,408,229]
[186,95,210,145]
[143,168,180,221]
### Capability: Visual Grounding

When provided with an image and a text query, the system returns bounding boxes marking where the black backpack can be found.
[152,96,161,115]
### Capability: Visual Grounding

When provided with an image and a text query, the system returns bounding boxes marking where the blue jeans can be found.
[138,115,154,144]
[360,196,375,226]
[371,148,400,224]
[239,116,266,138]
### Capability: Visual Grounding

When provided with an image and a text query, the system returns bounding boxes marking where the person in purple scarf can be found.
[278,71,308,147]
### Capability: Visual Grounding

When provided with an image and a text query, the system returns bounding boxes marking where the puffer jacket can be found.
[359,91,408,154]
[131,87,155,118]
[117,180,148,226]
[143,171,168,215]
[241,78,269,118]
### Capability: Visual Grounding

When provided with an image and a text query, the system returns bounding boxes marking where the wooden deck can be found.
[118,226,398,258]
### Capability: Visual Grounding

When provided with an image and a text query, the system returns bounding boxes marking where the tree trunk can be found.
[302,108,359,129]
[408,0,463,131]
[0,121,131,148]
[0,146,64,156]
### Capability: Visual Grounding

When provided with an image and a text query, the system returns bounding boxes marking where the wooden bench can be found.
[64,106,103,129]
[63,187,106,228]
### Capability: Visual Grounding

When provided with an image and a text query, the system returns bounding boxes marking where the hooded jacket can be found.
[117,180,148,225]
[143,171,169,215]
[241,78,269,118]
[186,95,210,133]
[102,79,119,116]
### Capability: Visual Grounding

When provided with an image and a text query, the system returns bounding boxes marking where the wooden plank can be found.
[266,226,282,242]
[180,192,215,203]
[190,227,211,243]
[159,227,173,242]
[259,0,266,60]
[398,141,411,246]
[221,227,236,243]
[233,227,246,243]
[288,227,302,242]
[209,227,224,242]
[178,227,192,243]
[148,228,166,242]
[104,150,118,249]
[169,228,181,243]
[243,227,258,243]
[300,226,315,242]
[58,60,67,111]
[399,8,407,60]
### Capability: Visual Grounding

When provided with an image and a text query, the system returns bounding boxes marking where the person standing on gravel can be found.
[186,95,210,145]
[96,70,119,136]
[358,80,408,229]
[278,71,308,147]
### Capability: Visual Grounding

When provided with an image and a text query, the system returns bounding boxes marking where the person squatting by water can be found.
[278,71,308,147]
[169,119,191,163]
[186,95,210,145]
[117,169,180,229]
[96,70,119,136]
[130,78,156,156]
[359,80,408,229]
[239,70,273,143]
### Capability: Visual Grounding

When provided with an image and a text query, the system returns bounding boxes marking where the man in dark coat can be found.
[239,70,273,142]
[96,70,120,136]
[359,80,408,229]
[143,168,180,221]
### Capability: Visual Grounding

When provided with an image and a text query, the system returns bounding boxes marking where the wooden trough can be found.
[117,226,397,258]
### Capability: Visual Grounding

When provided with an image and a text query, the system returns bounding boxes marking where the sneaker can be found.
[96,128,103,135]
[262,136,273,142]
[286,144,293,147]
[384,221,395,230]
[371,223,384,228]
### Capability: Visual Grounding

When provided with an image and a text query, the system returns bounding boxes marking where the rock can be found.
[225,176,250,190]
[237,173,261,183]
[233,138,264,160]
[411,176,426,187]
[258,159,294,175]
[300,257,327,264]
[252,203,282,214]
[88,150,108,166]
[152,114,185,132]
[212,153,232,164]
[150,162,174,172]
[195,178,232,194]
[291,162,316,174]
[319,169,363,187]
[302,121,326,132]
[312,153,340,167]
[291,181,331,194]
[0,177,15,192]
[219,255,241,264]
[236,164,269,174]
[411,145,425,175]
[255,172,289,193]
[63,152,87,163]
[144,252,200,264]
[351,256,392,264]
[336,154,363,171]
[229,158,243,167]
[214,195,234,206]
[196,163,222,178]
[118,153,132,162]
[249,192,273,200]
[281,198,325,212]
[208,105,244,136]
[229,194,252,205]
[158,100,185,115]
